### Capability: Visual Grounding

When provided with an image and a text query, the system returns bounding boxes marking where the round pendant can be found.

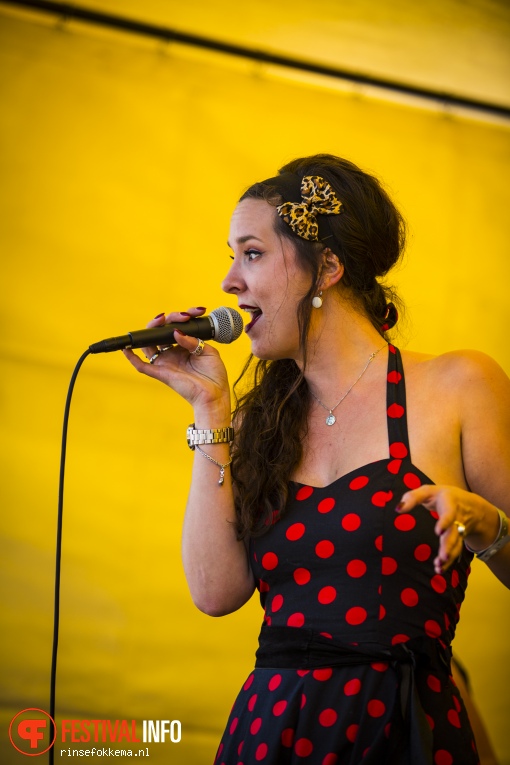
[325,414,336,426]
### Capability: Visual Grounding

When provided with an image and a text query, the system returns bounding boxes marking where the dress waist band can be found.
[255,624,451,671]
[255,625,452,765]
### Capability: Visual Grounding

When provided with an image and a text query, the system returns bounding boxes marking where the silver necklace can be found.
[310,343,387,426]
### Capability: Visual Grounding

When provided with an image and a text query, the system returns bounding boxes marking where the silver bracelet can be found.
[465,508,510,562]
[186,423,234,450]
[195,445,232,486]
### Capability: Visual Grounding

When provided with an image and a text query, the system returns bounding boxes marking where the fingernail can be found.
[395,502,404,512]
[174,329,185,336]
[154,313,165,319]
[195,306,206,311]
[439,528,447,536]
[180,312,191,317]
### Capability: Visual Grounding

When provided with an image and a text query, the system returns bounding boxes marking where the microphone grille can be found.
[210,306,244,344]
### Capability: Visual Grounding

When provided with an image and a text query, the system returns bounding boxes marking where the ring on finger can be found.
[190,339,205,356]
[454,520,466,536]
[149,351,162,364]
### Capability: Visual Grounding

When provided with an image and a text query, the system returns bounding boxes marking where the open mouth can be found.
[241,305,262,333]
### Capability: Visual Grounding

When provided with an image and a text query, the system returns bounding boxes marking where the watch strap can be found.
[467,509,509,562]
[186,423,234,450]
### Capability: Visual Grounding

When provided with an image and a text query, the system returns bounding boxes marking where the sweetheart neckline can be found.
[290,458,436,492]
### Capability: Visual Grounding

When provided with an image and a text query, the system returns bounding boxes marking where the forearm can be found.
[181,401,255,615]
[483,544,510,589]
[122,311,256,612]
[464,500,510,588]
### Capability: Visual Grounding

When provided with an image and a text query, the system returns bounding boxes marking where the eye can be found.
[244,248,262,261]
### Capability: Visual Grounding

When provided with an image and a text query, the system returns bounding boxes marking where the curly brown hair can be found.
[231,155,406,539]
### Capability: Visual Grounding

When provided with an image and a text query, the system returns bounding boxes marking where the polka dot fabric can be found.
[215,347,478,765]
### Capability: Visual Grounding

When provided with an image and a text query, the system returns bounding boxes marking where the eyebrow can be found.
[227,235,264,248]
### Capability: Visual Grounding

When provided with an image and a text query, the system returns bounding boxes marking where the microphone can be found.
[89,306,244,354]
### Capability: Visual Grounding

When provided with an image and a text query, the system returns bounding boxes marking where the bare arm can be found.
[459,352,510,586]
[182,401,256,616]
[124,308,256,615]
[397,351,510,588]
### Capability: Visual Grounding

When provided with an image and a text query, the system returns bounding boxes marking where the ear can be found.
[319,248,344,290]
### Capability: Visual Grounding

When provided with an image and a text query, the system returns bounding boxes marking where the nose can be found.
[221,257,244,295]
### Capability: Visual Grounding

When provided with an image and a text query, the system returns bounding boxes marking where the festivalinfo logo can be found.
[9,708,181,756]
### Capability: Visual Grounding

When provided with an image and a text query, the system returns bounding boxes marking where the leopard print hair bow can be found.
[276,175,342,241]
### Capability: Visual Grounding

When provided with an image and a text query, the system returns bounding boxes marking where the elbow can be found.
[184,563,255,616]
[189,582,254,617]
[194,599,238,617]
[191,595,243,617]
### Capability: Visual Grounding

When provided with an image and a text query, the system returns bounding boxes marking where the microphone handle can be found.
[89,317,213,353]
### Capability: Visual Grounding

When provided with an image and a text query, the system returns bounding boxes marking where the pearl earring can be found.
[312,291,323,309]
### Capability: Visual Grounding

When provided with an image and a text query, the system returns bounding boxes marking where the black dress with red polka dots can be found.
[215,346,478,765]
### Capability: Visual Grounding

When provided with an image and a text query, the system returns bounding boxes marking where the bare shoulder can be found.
[401,348,510,397]
[403,348,510,462]
[398,348,509,502]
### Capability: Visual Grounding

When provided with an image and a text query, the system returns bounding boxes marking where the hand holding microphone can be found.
[89,306,243,353]
[118,307,242,413]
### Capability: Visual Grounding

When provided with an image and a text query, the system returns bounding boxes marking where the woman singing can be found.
[124,155,510,764]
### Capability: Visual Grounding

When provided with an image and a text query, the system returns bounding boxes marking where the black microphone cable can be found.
[49,348,90,765]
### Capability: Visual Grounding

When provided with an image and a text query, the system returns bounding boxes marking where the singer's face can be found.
[223,198,312,361]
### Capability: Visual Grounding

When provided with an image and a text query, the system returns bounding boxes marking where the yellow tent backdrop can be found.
[1,6,509,765]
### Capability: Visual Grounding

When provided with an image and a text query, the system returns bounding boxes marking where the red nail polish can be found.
[154,313,165,319]
[395,502,404,512]
[195,306,206,311]
[174,329,184,336]
[180,312,191,316]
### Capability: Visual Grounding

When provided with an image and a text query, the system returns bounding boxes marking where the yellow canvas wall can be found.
[1,9,509,764]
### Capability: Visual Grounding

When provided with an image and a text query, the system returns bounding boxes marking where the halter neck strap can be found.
[386,346,412,465]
